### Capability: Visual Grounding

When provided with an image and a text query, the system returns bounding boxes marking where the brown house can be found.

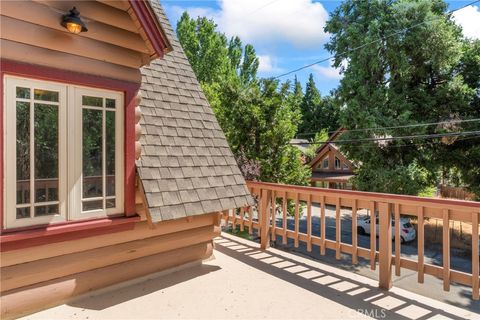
[0,0,251,318]
[308,129,355,189]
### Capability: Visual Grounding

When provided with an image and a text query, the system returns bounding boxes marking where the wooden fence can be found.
[221,181,480,300]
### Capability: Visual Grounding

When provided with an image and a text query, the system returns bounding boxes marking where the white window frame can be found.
[335,157,341,170]
[3,76,124,229]
[321,156,329,169]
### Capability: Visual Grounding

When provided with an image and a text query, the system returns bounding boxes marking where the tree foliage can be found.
[325,0,479,196]
[177,13,310,185]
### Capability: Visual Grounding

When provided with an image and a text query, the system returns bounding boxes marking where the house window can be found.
[322,156,329,169]
[335,157,341,169]
[4,76,124,229]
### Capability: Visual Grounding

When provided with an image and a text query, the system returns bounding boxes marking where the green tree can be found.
[299,74,322,134]
[325,0,477,195]
[176,12,228,83]
[176,12,310,186]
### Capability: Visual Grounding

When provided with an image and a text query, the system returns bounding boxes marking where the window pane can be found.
[16,101,30,204]
[34,103,59,203]
[16,87,30,99]
[34,89,59,102]
[106,98,116,109]
[83,200,103,211]
[35,204,58,217]
[106,111,115,196]
[106,198,116,208]
[82,96,102,107]
[83,109,103,198]
[16,207,30,219]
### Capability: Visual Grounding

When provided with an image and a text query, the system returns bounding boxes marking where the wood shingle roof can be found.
[136,1,252,222]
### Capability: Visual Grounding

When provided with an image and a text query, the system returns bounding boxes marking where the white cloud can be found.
[167,0,329,48]
[311,59,347,80]
[452,5,480,39]
[312,65,342,80]
[257,55,282,73]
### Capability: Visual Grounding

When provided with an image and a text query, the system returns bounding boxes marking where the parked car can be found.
[357,217,416,243]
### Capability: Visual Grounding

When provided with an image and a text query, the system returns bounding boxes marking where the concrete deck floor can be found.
[24,233,479,320]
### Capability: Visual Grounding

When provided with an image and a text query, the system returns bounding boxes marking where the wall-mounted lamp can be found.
[61,7,88,34]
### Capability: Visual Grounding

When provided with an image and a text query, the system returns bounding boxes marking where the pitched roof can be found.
[135,1,252,222]
[308,128,345,167]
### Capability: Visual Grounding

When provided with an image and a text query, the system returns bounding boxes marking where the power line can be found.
[273,0,480,79]
[247,0,282,16]
[290,130,480,145]
[295,118,480,138]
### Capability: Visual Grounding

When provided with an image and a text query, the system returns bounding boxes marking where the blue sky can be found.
[161,0,480,95]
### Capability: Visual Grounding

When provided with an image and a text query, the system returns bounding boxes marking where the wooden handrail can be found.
[221,181,480,300]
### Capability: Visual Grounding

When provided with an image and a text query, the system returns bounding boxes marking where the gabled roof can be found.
[308,128,345,167]
[136,1,252,222]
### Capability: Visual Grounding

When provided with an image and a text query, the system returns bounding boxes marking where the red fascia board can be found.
[129,0,168,59]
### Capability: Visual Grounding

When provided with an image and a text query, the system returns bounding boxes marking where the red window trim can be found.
[0,59,140,247]
[1,216,140,252]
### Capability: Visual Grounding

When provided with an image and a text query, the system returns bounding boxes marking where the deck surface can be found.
[24,233,478,320]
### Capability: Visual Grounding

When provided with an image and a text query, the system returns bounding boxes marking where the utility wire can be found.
[295,118,480,138]
[273,0,480,79]
[290,130,480,145]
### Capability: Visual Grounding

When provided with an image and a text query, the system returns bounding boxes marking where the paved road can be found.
[275,204,472,273]
[242,204,479,312]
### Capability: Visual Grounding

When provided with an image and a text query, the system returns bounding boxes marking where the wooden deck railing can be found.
[221,181,480,300]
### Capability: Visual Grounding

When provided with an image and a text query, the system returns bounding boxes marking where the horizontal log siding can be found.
[0,212,219,318]
[0,0,150,80]
[0,40,141,83]
[1,242,213,320]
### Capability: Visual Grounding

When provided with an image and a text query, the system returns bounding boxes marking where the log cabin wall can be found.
[0,1,220,318]
[0,211,220,319]
[0,0,153,82]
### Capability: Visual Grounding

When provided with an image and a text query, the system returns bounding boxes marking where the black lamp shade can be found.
[61,7,88,34]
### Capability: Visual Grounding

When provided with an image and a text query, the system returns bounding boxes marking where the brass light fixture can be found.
[61,7,88,34]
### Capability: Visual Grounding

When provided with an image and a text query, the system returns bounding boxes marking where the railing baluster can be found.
[307,194,312,252]
[472,211,479,300]
[336,197,341,260]
[240,207,245,232]
[248,206,253,235]
[443,209,450,291]
[395,203,401,276]
[232,207,236,231]
[320,195,326,255]
[370,201,376,270]
[352,199,358,264]
[294,193,300,248]
[418,206,425,283]
[271,191,276,242]
[282,192,287,245]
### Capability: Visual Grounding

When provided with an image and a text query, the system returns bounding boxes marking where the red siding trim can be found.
[128,0,168,58]
[0,59,140,242]
[1,216,140,252]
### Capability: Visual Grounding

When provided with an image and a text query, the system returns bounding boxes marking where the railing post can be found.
[378,202,392,290]
[260,189,271,249]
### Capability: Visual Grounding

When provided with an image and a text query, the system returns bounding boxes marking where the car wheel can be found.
[357,226,366,235]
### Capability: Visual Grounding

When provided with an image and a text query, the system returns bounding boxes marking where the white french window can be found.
[4,76,124,229]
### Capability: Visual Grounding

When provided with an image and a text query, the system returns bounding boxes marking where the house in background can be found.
[308,129,355,189]
[0,0,251,318]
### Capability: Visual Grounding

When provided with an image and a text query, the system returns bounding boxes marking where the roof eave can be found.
[128,0,172,60]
